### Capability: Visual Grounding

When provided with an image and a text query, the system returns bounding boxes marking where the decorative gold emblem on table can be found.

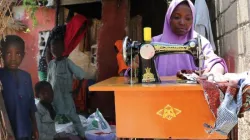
[157,104,181,120]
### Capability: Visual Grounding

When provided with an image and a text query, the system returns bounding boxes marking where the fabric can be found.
[73,79,88,112]
[38,48,48,81]
[55,115,71,124]
[35,102,56,140]
[199,81,240,135]
[40,101,56,120]
[177,70,250,135]
[38,71,47,81]
[54,132,82,140]
[38,30,50,78]
[0,69,37,139]
[0,81,15,140]
[238,79,250,113]
[151,0,227,76]
[16,137,31,140]
[68,45,97,80]
[194,0,216,50]
[64,14,87,57]
[47,58,87,137]
[46,14,87,63]
[115,40,129,75]
[198,79,222,117]
[38,55,47,73]
[204,81,249,135]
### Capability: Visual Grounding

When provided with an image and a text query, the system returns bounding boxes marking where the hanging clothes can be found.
[114,40,129,75]
[46,14,88,63]
[63,14,88,57]
[73,79,88,112]
[194,0,216,50]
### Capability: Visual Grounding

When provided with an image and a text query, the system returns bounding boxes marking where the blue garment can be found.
[0,68,37,139]
[238,79,246,86]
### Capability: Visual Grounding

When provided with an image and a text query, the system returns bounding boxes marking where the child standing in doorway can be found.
[0,35,39,140]
[47,26,87,138]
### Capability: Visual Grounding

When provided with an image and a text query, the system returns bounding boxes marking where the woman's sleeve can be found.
[202,43,228,73]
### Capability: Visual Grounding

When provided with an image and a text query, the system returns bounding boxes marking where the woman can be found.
[129,0,227,76]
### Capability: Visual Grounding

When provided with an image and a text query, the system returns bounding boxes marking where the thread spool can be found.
[144,27,152,42]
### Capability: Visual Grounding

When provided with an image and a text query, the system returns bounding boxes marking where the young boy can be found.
[47,26,86,138]
[35,81,56,140]
[0,35,38,140]
[35,81,82,140]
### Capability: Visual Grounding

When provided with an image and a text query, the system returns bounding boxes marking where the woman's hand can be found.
[202,63,226,82]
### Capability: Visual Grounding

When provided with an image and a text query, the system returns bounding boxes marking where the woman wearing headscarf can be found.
[151,0,227,76]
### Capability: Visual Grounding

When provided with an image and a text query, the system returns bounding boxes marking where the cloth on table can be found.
[177,70,250,135]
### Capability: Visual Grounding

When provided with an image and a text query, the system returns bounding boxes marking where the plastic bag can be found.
[85,109,115,140]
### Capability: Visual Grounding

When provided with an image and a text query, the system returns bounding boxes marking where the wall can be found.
[211,0,250,139]
[13,6,55,87]
[90,0,128,121]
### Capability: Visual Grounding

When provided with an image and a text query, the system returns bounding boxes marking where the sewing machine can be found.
[89,28,227,139]
[122,28,204,83]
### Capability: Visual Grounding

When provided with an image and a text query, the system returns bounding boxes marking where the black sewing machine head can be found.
[122,36,202,83]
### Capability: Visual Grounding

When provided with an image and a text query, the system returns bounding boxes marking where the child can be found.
[47,26,86,138]
[0,35,38,140]
[35,81,56,140]
[35,81,81,140]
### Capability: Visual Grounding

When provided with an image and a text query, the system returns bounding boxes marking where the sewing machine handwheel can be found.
[140,44,155,60]
[122,36,131,62]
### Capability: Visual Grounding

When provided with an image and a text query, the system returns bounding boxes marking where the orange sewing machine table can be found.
[89,76,228,139]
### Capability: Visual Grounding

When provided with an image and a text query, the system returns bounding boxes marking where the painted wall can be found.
[89,0,128,121]
[13,6,55,87]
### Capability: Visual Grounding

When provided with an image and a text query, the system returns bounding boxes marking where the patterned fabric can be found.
[177,70,250,135]
[38,56,47,72]
[199,79,240,135]
[198,79,222,117]
[38,34,50,81]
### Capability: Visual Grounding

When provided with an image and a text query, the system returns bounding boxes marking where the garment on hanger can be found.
[194,0,216,50]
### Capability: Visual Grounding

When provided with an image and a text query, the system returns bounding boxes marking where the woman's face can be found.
[170,3,193,36]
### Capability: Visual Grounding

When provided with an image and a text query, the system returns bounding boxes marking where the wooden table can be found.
[89,77,228,139]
